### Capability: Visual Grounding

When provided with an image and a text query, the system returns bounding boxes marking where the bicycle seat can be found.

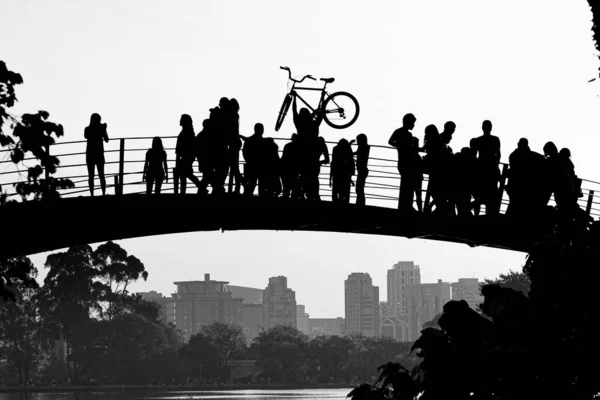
[320,77,335,83]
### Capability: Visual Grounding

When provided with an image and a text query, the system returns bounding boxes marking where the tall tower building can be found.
[387,261,421,316]
[166,274,243,342]
[263,276,297,329]
[345,273,380,337]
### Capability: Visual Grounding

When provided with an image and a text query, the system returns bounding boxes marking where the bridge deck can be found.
[0,193,546,258]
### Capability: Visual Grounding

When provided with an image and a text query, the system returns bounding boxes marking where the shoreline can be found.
[0,383,356,393]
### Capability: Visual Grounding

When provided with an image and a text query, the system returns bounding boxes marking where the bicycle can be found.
[275,66,360,132]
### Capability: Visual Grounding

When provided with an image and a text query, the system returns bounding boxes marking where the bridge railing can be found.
[1,136,599,219]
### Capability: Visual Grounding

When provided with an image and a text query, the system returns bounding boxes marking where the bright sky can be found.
[1,0,598,317]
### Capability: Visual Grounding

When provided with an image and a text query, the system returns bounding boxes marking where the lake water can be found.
[0,389,352,400]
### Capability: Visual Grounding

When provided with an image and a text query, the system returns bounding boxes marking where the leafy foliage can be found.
[0,60,74,202]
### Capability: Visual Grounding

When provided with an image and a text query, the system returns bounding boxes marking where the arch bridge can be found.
[0,136,598,258]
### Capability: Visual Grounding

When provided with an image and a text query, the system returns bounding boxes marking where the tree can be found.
[201,321,246,377]
[0,60,73,201]
[0,258,51,385]
[254,326,309,383]
[0,257,39,302]
[92,241,147,321]
[483,270,530,296]
[37,245,100,379]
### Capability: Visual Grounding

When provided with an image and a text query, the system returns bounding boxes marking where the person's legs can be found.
[342,178,351,204]
[414,179,423,212]
[356,172,367,206]
[155,176,164,194]
[86,162,96,197]
[399,171,414,211]
[146,176,154,194]
[97,162,106,195]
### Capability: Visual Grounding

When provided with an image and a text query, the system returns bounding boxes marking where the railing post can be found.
[173,167,179,194]
[118,139,125,196]
[497,164,509,213]
[586,190,594,216]
[114,176,120,196]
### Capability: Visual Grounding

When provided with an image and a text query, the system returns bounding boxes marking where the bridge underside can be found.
[0,194,546,258]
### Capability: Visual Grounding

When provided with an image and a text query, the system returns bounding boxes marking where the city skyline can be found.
[129,258,494,319]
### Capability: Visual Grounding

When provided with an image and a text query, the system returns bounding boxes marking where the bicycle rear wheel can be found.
[323,91,360,130]
[275,94,293,132]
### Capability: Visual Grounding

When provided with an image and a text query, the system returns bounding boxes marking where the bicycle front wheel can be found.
[275,94,293,132]
[323,91,359,129]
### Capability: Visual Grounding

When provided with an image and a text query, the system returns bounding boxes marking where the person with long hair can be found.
[226,98,244,194]
[84,113,109,196]
[176,114,202,194]
[143,137,168,194]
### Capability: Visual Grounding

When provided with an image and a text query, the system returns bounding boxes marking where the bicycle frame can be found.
[289,82,329,115]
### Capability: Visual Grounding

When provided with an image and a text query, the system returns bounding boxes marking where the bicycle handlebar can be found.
[280,66,316,83]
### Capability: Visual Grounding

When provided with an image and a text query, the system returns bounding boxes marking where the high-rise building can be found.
[308,318,346,338]
[345,273,380,337]
[406,279,451,341]
[451,278,484,311]
[263,276,297,329]
[387,262,421,316]
[227,285,264,304]
[241,303,264,343]
[136,290,169,322]
[166,274,243,341]
[296,305,310,335]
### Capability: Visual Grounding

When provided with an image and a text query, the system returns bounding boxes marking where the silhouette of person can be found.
[281,134,300,199]
[196,119,212,194]
[330,138,355,203]
[411,137,424,212]
[506,138,545,217]
[260,138,282,197]
[143,137,168,194]
[354,134,370,206]
[389,113,417,212]
[422,124,447,214]
[292,92,327,201]
[440,121,456,155]
[207,105,229,195]
[225,98,243,194]
[471,120,501,216]
[558,147,580,212]
[242,123,265,197]
[453,146,476,217]
[176,114,202,194]
[84,113,109,196]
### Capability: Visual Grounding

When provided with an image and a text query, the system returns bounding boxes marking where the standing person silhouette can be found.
[281,133,300,199]
[389,113,417,212]
[411,137,424,212]
[354,133,370,206]
[242,123,265,197]
[84,113,109,196]
[176,114,202,194]
[330,138,355,203]
[471,120,501,216]
[142,137,168,194]
[226,98,243,194]
[292,92,327,200]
